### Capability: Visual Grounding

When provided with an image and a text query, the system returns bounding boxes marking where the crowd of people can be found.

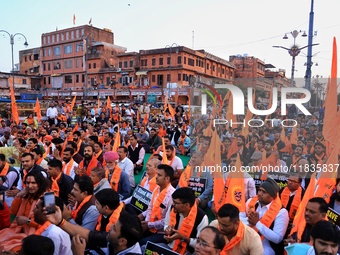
[0,98,339,255]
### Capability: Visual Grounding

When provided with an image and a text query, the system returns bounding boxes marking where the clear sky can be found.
[1,0,339,83]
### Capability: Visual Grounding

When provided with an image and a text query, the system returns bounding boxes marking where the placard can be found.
[327,207,340,227]
[144,241,179,255]
[188,177,206,197]
[130,185,153,212]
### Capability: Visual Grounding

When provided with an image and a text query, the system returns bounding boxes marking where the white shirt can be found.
[42,223,72,255]
[63,160,78,180]
[164,206,209,249]
[169,156,184,171]
[46,107,58,119]
[144,185,175,231]
[118,157,135,187]
[240,198,289,255]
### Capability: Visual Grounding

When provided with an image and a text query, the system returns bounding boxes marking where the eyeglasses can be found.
[196,238,217,249]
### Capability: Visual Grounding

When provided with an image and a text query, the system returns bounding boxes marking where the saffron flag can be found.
[142,113,148,125]
[161,137,169,165]
[9,79,19,125]
[70,95,76,111]
[107,96,112,118]
[168,103,176,118]
[225,89,237,129]
[112,128,121,152]
[73,14,76,25]
[289,172,317,240]
[323,37,338,156]
[34,98,42,122]
[225,154,245,212]
[211,130,226,213]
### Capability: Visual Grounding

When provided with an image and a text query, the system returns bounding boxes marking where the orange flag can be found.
[314,140,339,203]
[224,154,245,212]
[142,113,148,125]
[73,14,76,25]
[107,96,112,118]
[9,79,19,125]
[168,103,176,118]
[70,95,76,112]
[260,153,277,180]
[290,126,298,146]
[226,138,238,159]
[323,37,338,156]
[211,130,226,212]
[112,128,121,152]
[290,172,317,240]
[225,89,237,129]
[161,137,169,165]
[137,110,140,123]
[34,98,42,122]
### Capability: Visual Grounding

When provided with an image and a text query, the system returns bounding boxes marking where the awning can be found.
[136,71,148,76]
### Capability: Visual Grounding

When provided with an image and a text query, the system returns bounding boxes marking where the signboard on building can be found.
[147,93,156,103]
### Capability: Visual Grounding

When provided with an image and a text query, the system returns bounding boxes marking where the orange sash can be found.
[291,156,301,169]
[149,184,171,233]
[63,159,75,177]
[280,186,302,220]
[0,162,10,176]
[94,150,103,159]
[178,137,186,155]
[34,221,51,236]
[140,175,158,192]
[221,221,245,254]
[247,195,282,239]
[178,165,203,188]
[109,165,122,192]
[79,157,99,176]
[169,203,198,254]
[51,172,62,197]
[72,195,92,220]
[314,153,325,165]
[96,202,124,231]
[36,158,43,166]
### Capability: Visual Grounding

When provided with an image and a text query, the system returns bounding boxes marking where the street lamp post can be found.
[305,0,315,91]
[273,30,318,87]
[165,43,179,100]
[0,30,28,89]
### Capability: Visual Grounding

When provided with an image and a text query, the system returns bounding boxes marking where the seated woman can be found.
[0,171,48,252]
[23,113,39,130]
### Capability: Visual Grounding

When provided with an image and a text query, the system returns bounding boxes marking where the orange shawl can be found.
[247,195,282,239]
[96,202,124,231]
[280,186,302,220]
[169,203,198,254]
[63,159,75,177]
[72,195,92,220]
[79,157,99,176]
[109,165,122,192]
[34,221,51,235]
[0,162,10,176]
[149,184,171,233]
[221,221,245,254]
[140,174,158,192]
[51,172,62,197]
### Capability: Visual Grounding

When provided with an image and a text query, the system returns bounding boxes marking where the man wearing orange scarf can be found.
[158,187,208,255]
[279,174,304,237]
[46,159,73,205]
[240,178,289,255]
[62,175,99,230]
[210,203,263,255]
[123,158,160,215]
[33,196,72,254]
[75,145,101,177]
[138,164,175,246]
